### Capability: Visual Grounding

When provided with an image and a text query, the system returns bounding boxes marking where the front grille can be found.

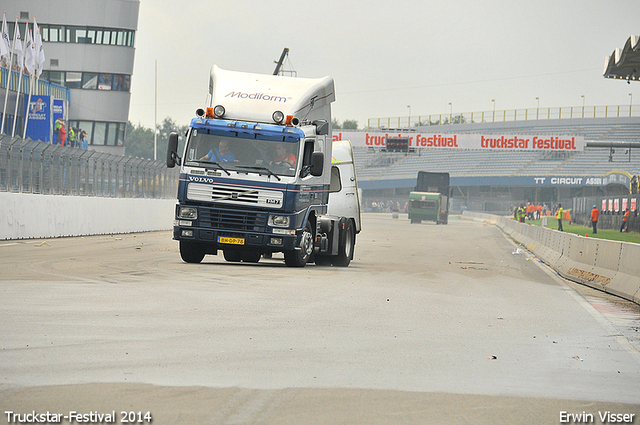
[199,207,267,232]
[187,183,283,209]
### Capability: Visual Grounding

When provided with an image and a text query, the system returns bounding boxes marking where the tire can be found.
[223,249,242,262]
[284,221,314,267]
[180,240,206,263]
[332,219,355,267]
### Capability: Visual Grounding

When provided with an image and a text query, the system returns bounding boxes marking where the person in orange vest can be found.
[590,205,599,234]
[526,203,535,220]
[620,208,630,232]
[556,203,564,231]
[59,121,67,146]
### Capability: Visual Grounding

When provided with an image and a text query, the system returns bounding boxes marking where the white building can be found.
[2,0,140,155]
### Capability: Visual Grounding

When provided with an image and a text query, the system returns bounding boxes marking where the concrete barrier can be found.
[616,243,640,304]
[556,236,618,296]
[463,211,640,305]
[1,192,176,240]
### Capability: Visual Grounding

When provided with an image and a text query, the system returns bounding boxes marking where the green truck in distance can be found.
[408,172,450,225]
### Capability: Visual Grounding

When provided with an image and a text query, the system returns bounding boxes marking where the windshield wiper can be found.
[198,160,231,176]
[235,165,281,181]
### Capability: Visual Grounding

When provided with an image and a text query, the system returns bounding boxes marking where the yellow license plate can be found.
[218,236,245,245]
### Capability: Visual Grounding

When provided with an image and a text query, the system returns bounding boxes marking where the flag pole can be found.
[11,25,25,137]
[22,26,34,139]
[10,67,22,136]
[1,16,18,135]
[33,16,43,96]
[154,59,157,160]
[22,71,32,139]
[33,16,46,141]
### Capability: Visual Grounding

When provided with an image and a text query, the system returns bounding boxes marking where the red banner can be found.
[333,131,585,151]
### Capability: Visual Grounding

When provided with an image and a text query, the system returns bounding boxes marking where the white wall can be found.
[0,193,175,240]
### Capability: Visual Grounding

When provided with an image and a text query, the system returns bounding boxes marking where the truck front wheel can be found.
[284,222,314,267]
[180,240,206,263]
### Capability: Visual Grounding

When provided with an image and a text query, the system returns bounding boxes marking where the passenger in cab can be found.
[270,143,296,167]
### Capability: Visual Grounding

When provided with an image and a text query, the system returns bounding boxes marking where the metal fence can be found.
[0,134,178,198]
[368,104,640,129]
[1,67,69,100]
[572,195,639,233]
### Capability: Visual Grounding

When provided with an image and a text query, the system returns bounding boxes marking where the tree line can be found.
[125,118,188,161]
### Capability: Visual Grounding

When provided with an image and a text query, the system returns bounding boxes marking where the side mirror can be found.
[166,132,180,168]
[310,152,324,176]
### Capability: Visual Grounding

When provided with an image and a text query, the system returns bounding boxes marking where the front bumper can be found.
[172,203,304,252]
[173,225,299,251]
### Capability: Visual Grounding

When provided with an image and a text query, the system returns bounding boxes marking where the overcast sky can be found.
[128,0,639,129]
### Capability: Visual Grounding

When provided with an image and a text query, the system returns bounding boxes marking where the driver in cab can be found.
[200,139,236,162]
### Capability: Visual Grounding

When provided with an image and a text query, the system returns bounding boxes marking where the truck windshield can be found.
[183,130,299,177]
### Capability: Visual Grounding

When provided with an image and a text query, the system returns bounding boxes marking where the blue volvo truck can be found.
[166,65,361,267]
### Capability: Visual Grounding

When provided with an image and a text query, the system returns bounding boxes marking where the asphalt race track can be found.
[1,214,639,424]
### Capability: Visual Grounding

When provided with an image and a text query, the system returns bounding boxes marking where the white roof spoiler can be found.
[208,65,335,124]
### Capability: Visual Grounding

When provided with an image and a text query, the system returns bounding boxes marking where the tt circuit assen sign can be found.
[333,131,585,151]
[533,172,631,187]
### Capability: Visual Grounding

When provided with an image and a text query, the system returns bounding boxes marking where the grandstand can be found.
[348,116,640,214]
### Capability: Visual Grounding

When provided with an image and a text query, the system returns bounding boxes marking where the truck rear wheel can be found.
[332,219,355,267]
[284,222,314,267]
[180,241,206,263]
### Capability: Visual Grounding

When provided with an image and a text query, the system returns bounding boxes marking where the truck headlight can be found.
[178,206,197,219]
[213,105,226,118]
[272,228,296,235]
[268,215,290,227]
[272,111,284,124]
[270,237,283,245]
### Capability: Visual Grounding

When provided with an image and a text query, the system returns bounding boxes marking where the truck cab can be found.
[166,65,360,267]
[408,191,448,224]
[410,171,450,224]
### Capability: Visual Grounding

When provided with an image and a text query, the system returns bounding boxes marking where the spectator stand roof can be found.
[604,35,640,82]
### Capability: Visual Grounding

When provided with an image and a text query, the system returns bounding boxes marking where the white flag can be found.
[24,29,35,75]
[13,20,23,70]
[33,17,44,77]
[0,14,10,64]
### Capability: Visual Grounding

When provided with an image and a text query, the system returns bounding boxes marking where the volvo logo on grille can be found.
[231,192,239,199]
